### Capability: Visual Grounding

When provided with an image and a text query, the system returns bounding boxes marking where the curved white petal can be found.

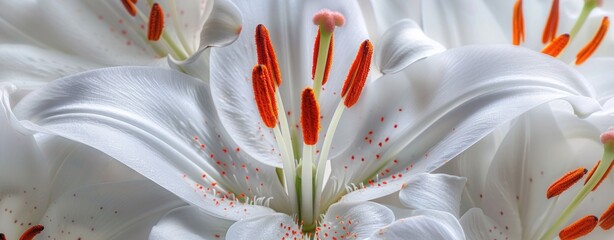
[149,206,234,240]
[14,67,283,220]
[225,213,301,239]
[459,208,507,240]
[209,0,369,166]
[328,45,599,206]
[199,0,242,49]
[41,180,183,240]
[398,173,466,217]
[317,201,394,240]
[368,210,465,240]
[376,19,445,74]
[577,58,614,104]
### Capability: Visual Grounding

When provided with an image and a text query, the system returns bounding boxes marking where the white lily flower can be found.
[440,103,614,239]
[0,0,242,91]
[7,0,607,238]
[0,83,187,239]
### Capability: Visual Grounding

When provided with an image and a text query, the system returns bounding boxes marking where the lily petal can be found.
[317,201,394,239]
[150,206,234,240]
[398,173,466,218]
[0,44,102,93]
[209,0,369,167]
[225,213,301,239]
[368,210,465,240]
[198,0,242,49]
[376,19,445,74]
[459,208,506,240]
[14,67,281,220]
[331,45,599,206]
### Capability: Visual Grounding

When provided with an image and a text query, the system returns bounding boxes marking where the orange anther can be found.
[312,29,334,85]
[341,40,373,108]
[255,24,282,86]
[301,88,320,145]
[541,33,569,57]
[542,0,560,44]
[252,65,278,128]
[559,215,598,240]
[599,202,614,230]
[584,160,614,191]
[546,167,587,199]
[576,17,609,65]
[131,0,138,3]
[147,3,164,41]
[512,0,525,45]
[19,225,44,240]
[120,0,137,16]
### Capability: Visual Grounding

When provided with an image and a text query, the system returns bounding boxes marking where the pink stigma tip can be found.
[313,9,345,32]
[601,127,614,144]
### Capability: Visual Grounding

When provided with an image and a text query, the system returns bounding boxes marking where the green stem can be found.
[312,30,332,99]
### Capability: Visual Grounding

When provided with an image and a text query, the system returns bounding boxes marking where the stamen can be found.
[576,17,609,65]
[546,167,587,199]
[584,160,614,191]
[542,0,560,44]
[120,0,137,16]
[19,225,44,240]
[512,0,525,45]
[252,65,278,128]
[301,88,320,145]
[599,202,614,230]
[312,30,334,86]
[541,33,570,57]
[312,9,345,33]
[559,215,598,240]
[131,0,137,3]
[0,233,5,240]
[147,3,164,41]
[341,40,373,108]
[255,24,282,86]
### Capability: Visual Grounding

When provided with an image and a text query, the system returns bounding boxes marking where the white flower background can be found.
[1,0,614,239]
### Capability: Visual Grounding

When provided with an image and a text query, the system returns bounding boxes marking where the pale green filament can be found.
[273,126,299,213]
[301,144,315,230]
[570,0,598,39]
[312,30,332,99]
[314,101,345,216]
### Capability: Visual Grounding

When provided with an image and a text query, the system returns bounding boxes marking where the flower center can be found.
[0,225,44,240]
[537,128,614,239]
[512,0,609,64]
[250,9,374,233]
[116,0,194,60]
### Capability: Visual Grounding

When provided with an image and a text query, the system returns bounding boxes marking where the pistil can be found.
[312,9,345,98]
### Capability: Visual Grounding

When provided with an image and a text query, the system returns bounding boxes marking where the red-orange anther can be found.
[255,24,282,86]
[584,159,614,191]
[542,0,560,44]
[301,88,320,145]
[541,33,569,57]
[252,65,278,128]
[0,233,5,240]
[312,29,334,86]
[120,0,137,16]
[512,0,525,45]
[559,215,598,240]
[599,202,614,230]
[341,40,373,108]
[131,0,138,3]
[19,225,44,240]
[147,3,164,41]
[546,167,587,199]
[576,17,609,65]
